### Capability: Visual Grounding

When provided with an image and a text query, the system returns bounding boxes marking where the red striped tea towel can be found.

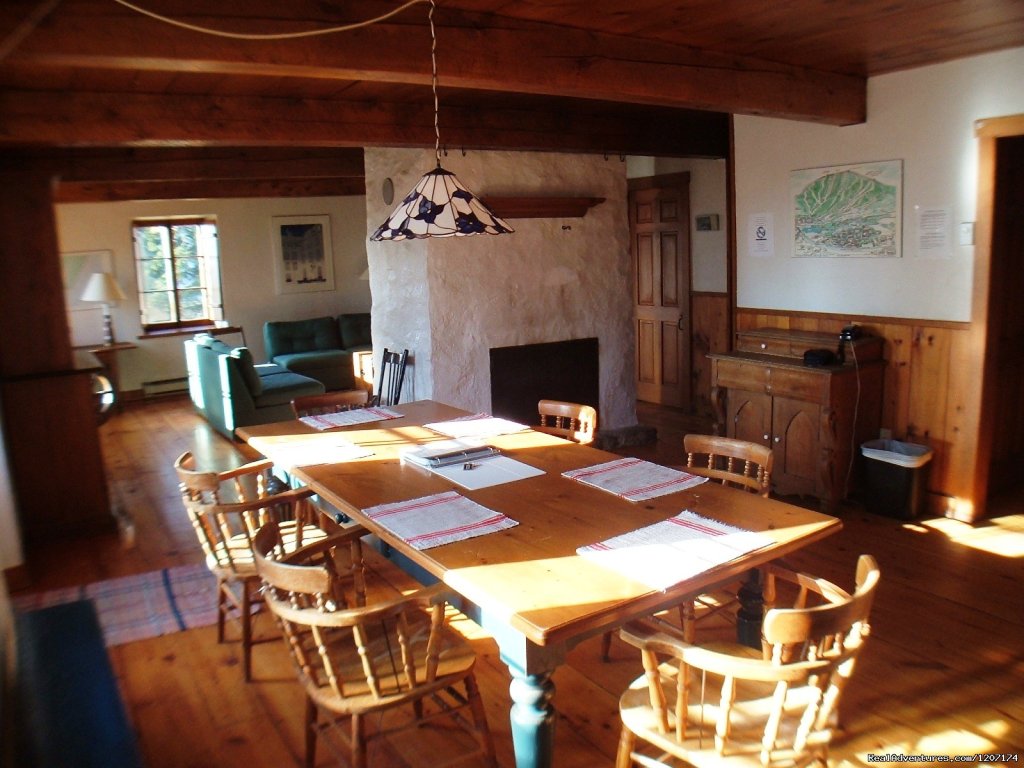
[362,490,518,551]
[300,406,404,431]
[577,511,773,591]
[562,457,707,502]
[425,413,530,439]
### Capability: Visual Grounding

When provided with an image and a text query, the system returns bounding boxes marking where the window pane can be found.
[178,288,207,321]
[175,256,202,289]
[172,225,198,259]
[142,291,174,324]
[135,226,169,260]
[141,258,171,292]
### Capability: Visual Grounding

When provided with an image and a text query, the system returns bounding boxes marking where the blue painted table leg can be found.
[509,669,556,768]
[736,567,764,649]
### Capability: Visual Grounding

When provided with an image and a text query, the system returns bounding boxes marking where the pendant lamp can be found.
[370,0,513,241]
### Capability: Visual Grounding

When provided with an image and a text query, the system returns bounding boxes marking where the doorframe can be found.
[966,114,1024,522]
[628,171,693,409]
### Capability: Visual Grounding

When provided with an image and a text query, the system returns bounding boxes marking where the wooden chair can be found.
[291,389,369,418]
[174,451,339,680]
[615,555,880,768]
[252,523,496,768]
[601,434,773,661]
[536,399,598,445]
[370,347,408,407]
[683,433,773,496]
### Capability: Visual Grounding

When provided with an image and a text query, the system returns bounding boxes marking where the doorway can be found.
[630,173,691,408]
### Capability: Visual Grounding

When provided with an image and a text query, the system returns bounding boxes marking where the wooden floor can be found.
[13,396,1024,767]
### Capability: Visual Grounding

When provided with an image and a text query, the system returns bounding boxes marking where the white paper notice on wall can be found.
[916,206,952,259]
[748,213,774,258]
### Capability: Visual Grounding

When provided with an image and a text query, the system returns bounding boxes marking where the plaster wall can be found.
[365,149,636,429]
[734,46,1024,321]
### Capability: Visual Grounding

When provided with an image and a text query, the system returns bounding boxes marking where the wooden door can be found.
[986,135,1024,497]
[631,176,691,407]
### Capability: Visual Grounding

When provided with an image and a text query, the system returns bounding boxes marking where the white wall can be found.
[365,148,637,429]
[625,156,729,293]
[56,196,371,391]
[734,47,1024,322]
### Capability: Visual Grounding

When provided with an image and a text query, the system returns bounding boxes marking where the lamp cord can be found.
[110,0,427,40]
[430,0,441,168]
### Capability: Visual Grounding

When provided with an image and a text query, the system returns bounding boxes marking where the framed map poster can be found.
[791,159,902,258]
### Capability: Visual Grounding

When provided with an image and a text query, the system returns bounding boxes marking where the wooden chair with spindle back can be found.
[252,522,497,768]
[370,347,408,407]
[615,555,880,768]
[683,433,773,496]
[536,399,598,445]
[174,451,341,680]
[291,389,369,418]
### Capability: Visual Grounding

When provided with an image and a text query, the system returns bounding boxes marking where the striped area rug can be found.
[12,564,219,647]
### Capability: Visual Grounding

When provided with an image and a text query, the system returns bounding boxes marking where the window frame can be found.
[132,216,223,332]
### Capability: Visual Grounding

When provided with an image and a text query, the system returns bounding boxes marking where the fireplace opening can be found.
[489,338,599,426]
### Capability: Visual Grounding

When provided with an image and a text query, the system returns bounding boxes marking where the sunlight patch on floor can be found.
[913,514,1024,557]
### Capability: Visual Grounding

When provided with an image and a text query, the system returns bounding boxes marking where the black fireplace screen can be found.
[489,338,599,426]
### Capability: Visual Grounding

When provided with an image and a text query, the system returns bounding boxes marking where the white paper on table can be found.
[265,436,373,471]
[577,510,774,591]
[424,414,530,439]
[427,455,545,490]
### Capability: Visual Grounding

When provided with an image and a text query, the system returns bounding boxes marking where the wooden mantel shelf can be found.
[482,196,605,219]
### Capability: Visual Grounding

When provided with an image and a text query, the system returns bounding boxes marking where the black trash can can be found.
[860,439,933,520]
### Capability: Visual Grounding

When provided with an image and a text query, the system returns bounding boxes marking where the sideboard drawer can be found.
[767,367,829,402]
[713,358,768,391]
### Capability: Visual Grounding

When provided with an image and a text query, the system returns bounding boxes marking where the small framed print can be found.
[272,215,336,294]
[695,214,720,231]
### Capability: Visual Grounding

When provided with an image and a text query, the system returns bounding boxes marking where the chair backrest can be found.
[624,555,879,766]
[536,399,598,445]
[174,450,276,504]
[252,522,460,711]
[291,389,369,418]
[683,434,773,496]
[372,347,408,407]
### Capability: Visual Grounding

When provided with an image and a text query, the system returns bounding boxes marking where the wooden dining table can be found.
[238,399,842,768]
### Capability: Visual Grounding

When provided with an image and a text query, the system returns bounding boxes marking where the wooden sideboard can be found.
[709,328,884,510]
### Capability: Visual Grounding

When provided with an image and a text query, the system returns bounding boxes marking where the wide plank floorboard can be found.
[11,395,1024,766]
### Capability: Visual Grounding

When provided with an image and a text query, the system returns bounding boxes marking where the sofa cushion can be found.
[264,316,342,359]
[229,347,262,396]
[273,350,355,391]
[254,370,325,408]
[338,313,371,350]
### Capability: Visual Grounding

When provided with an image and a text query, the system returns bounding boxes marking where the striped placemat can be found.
[363,490,518,550]
[562,457,707,502]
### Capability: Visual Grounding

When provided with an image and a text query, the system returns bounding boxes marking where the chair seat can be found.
[207,522,328,576]
[620,663,833,768]
[303,615,479,715]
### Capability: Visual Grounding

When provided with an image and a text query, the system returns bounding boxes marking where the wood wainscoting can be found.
[735,308,974,520]
[690,292,732,418]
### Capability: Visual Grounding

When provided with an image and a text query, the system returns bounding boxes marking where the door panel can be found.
[728,390,771,446]
[774,397,819,496]
[631,177,691,407]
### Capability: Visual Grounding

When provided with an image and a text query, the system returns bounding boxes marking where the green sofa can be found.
[263,313,371,391]
[185,333,324,439]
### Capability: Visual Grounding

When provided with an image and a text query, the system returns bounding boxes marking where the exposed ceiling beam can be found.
[0,90,730,157]
[53,177,367,202]
[7,4,865,125]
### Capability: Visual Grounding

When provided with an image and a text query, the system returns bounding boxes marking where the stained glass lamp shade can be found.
[371,166,514,241]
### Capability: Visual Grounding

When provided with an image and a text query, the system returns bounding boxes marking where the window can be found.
[132,218,222,330]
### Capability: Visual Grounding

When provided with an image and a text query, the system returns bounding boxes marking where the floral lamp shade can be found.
[370,166,514,241]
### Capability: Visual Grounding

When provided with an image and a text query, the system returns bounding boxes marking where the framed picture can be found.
[790,159,902,258]
[695,214,720,231]
[271,215,335,294]
[62,249,114,310]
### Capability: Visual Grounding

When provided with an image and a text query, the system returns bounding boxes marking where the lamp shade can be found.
[370,166,514,241]
[80,272,127,303]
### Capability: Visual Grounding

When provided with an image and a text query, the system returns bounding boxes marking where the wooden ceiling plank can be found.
[53,177,367,202]
[9,9,865,124]
[0,90,729,158]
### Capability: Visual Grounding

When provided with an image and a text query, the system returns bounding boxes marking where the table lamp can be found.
[80,271,127,346]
